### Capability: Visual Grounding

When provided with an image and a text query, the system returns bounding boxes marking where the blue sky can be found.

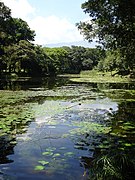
[2,0,93,46]
[28,0,88,23]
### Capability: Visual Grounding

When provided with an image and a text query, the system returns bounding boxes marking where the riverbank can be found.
[69,70,135,83]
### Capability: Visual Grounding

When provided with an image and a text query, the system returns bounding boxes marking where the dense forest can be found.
[0,1,135,78]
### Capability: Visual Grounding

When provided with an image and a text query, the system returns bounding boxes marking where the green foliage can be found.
[34,165,44,171]
[0,2,12,45]
[38,160,49,165]
[10,18,35,43]
[70,70,134,83]
[43,46,102,75]
[0,2,48,77]
[1,2,104,77]
[88,100,135,180]
[42,152,53,156]
[44,47,68,75]
[77,0,135,74]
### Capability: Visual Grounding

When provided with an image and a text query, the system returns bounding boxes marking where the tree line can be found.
[1,1,135,78]
[0,2,104,77]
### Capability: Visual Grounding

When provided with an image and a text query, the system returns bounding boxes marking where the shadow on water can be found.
[0,77,70,90]
[0,136,14,164]
[0,77,135,179]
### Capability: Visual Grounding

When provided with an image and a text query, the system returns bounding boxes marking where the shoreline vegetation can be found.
[69,70,135,83]
[1,1,135,85]
[1,70,135,84]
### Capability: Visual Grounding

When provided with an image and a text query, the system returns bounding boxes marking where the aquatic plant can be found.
[89,150,135,180]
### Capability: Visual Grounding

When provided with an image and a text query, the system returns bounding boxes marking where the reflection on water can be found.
[0,77,135,179]
[0,77,70,90]
[0,136,14,164]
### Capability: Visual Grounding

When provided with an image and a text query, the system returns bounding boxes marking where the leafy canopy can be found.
[77,0,135,71]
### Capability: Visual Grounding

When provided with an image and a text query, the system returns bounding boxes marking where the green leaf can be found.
[64,152,74,157]
[53,153,61,157]
[46,147,56,152]
[124,143,132,147]
[59,147,67,150]
[34,165,44,171]
[42,151,53,156]
[38,160,49,165]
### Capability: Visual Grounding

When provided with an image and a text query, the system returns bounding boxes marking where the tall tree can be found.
[0,2,35,45]
[77,0,135,74]
[0,2,12,74]
[0,2,36,76]
[0,2,12,45]
[10,18,35,43]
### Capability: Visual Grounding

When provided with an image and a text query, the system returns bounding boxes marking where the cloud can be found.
[2,0,84,45]
[3,0,35,20]
[29,15,83,45]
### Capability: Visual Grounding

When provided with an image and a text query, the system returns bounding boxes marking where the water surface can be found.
[0,77,135,179]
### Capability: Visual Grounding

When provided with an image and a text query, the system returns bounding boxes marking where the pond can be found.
[0,77,135,180]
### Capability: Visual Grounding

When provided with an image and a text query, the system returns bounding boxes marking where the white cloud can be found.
[2,0,84,45]
[29,15,83,45]
[2,0,35,21]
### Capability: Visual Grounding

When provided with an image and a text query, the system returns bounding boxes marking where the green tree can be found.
[97,50,130,76]
[10,18,35,43]
[44,47,68,75]
[0,2,12,46]
[82,48,102,70]
[67,46,85,73]
[34,45,51,76]
[0,2,36,76]
[3,40,36,74]
[77,0,135,74]
[0,2,35,45]
[0,2,12,74]
[98,51,117,74]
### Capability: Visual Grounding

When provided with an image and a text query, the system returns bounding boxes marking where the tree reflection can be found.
[0,77,70,90]
[0,135,14,164]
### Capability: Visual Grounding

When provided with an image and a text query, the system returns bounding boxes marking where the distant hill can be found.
[44,40,98,48]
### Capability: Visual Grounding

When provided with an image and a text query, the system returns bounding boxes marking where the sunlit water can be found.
[0,77,135,180]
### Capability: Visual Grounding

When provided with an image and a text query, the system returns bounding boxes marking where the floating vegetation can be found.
[53,153,61,157]
[34,165,45,171]
[42,151,53,156]
[64,152,74,157]
[34,146,75,174]
[0,80,135,179]
[38,160,49,165]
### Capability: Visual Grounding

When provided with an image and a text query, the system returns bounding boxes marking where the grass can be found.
[70,70,135,83]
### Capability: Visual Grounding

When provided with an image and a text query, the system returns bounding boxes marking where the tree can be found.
[10,18,35,43]
[3,40,36,74]
[0,2,35,45]
[82,48,102,70]
[0,2,12,73]
[77,0,135,74]
[44,47,68,75]
[0,2,12,45]
[98,51,117,75]
[34,45,51,76]
[67,46,86,73]
[0,2,36,76]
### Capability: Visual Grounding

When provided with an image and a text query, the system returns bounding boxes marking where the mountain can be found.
[44,40,98,48]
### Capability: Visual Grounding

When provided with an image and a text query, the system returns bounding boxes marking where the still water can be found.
[0,77,135,180]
